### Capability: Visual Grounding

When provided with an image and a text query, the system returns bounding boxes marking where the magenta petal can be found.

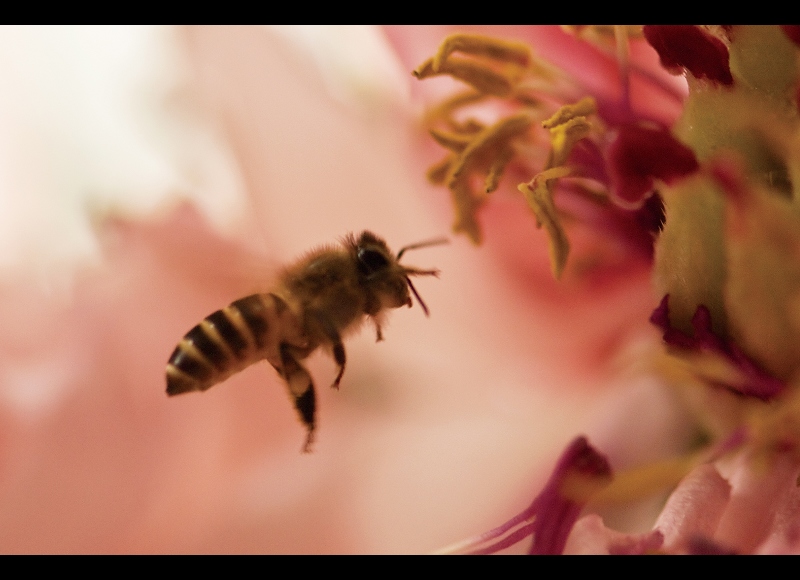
[643,25,734,86]
[650,295,785,400]
[650,294,695,349]
[649,293,671,328]
[608,124,699,206]
[527,436,612,555]
[465,436,612,555]
[691,305,726,352]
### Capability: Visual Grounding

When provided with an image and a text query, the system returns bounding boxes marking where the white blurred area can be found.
[0,26,414,296]
[0,26,244,292]
[266,26,410,111]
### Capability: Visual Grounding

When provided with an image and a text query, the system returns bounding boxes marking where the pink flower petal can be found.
[715,452,800,553]
[654,463,731,552]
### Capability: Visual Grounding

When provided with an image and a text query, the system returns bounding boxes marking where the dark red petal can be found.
[649,294,671,328]
[650,295,785,400]
[608,124,699,205]
[636,193,666,235]
[719,25,735,41]
[643,25,734,86]
[649,294,695,348]
[691,305,726,351]
[567,138,609,186]
[781,25,800,48]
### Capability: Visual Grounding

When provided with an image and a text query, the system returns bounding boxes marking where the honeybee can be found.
[166,231,446,452]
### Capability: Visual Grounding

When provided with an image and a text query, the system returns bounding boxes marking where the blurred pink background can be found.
[0,26,685,553]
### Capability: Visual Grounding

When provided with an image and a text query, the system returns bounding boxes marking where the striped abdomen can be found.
[166,293,294,396]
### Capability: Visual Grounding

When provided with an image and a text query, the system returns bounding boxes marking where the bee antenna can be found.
[406,277,430,317]
[397,237,449,261]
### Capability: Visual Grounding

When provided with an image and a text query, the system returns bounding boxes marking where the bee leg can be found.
[279,343,316,453]
[313,313,346,390]
[372,317,384,342]
[331,339,346,390]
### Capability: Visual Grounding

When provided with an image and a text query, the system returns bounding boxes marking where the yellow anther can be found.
[589,453,701,506]
[559,468,614,504]
[432,33,531,72]
[450,178,483,244]
[540,97,597,169]
[547,116,593,169]
[485,146,515,193]
[415,33,595,256]
[519,167,572,279]
[426,155,454,185]
[542,96,597,129]
[414,56,515,98]
[449,113,532,182]
[452,119,486,135]
[434,114,533,245]
[429,128,475,152]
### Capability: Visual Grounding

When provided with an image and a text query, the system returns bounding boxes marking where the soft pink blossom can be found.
[0,26,647,553]
[5,25,794,555]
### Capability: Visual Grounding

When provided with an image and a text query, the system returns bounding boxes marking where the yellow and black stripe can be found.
[166,293,285,396]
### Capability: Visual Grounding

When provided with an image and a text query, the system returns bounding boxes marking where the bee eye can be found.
[357,248,390,274]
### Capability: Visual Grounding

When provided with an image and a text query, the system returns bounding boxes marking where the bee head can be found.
[350,231,445,316]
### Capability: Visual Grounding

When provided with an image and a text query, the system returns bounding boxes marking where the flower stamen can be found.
[428,127,475,152]
[436,437,612,555]
[430,33,532,72]
[414,56,516,98]
[441,113,534,243]
[519,167,572,279]
[417,30,691,278]
[541,97,597,169]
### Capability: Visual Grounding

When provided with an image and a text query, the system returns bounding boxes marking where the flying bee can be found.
[166,231,446,452]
